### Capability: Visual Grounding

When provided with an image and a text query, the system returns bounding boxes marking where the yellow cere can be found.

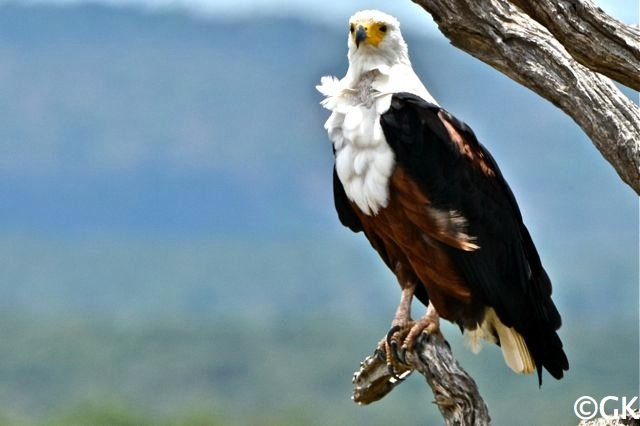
[352,21,388,47]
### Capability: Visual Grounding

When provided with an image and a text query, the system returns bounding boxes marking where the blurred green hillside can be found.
[0,4,636,425]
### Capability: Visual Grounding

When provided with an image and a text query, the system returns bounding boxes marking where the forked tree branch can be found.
[352,332,491,425]
[411,0,640,194]
[510,0,640,91]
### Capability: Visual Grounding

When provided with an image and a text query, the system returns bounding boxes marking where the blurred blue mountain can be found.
[0,5,334,237]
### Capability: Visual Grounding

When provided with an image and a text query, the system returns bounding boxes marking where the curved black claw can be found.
[384,325,411,380]
[386,325,401,349]
[390,339,400,360]
[398,346,408,365]
[386,325,409,366]
[387,362,400,379]
[386,355,411,381]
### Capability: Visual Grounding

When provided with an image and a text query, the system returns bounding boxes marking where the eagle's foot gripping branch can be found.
[382,311,441,378]
[377,331,410,379]
[354,331,491,425]
[405,306,441,352]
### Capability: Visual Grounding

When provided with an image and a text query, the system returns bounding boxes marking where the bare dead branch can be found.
[411,0,640,194]
[352,332,491,425]
[578,409,640,425]
[510,0,640,91]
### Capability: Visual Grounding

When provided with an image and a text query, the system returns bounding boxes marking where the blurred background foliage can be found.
[0,2,637,425]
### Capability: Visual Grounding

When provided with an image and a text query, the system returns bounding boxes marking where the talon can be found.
[387,363,400,379]
[390,340,403,365]
[399,346,407,364]
[386,325,401,348]
[386,324,408,367]
[387,354,407,381]
[403,303,441,351]
[378,329,410,380]
[384,342,403,380]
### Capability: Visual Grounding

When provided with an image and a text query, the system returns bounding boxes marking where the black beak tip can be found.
[355,26,367,48]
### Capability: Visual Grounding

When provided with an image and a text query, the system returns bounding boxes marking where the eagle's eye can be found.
[349,24,355,34]
[379,25,387,33]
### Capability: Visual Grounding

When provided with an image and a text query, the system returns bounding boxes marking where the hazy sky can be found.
[9,0,640,35]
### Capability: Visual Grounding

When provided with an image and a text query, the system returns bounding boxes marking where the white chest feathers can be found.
[318,74,396,216]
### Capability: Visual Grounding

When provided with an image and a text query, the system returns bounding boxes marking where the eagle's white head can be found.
[317,9,436,105]
[346,10,410,74]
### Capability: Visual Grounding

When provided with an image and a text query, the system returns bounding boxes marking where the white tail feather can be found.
[465,308,535,374]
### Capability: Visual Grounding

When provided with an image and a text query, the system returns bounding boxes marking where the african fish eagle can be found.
[316,9,568,384]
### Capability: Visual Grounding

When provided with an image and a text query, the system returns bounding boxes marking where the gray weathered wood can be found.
[578,409,640,425]
[510,0,640,91]
[352,332,491,425]
[411,0,640,194]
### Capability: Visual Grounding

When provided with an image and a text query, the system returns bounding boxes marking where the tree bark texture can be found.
[510,0,640,91]
[352,332,491,425]
[579,410,640,425]
[411,0,640,194]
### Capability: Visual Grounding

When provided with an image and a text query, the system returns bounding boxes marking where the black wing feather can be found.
[332,167,363,233]
[380,92,568,383]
